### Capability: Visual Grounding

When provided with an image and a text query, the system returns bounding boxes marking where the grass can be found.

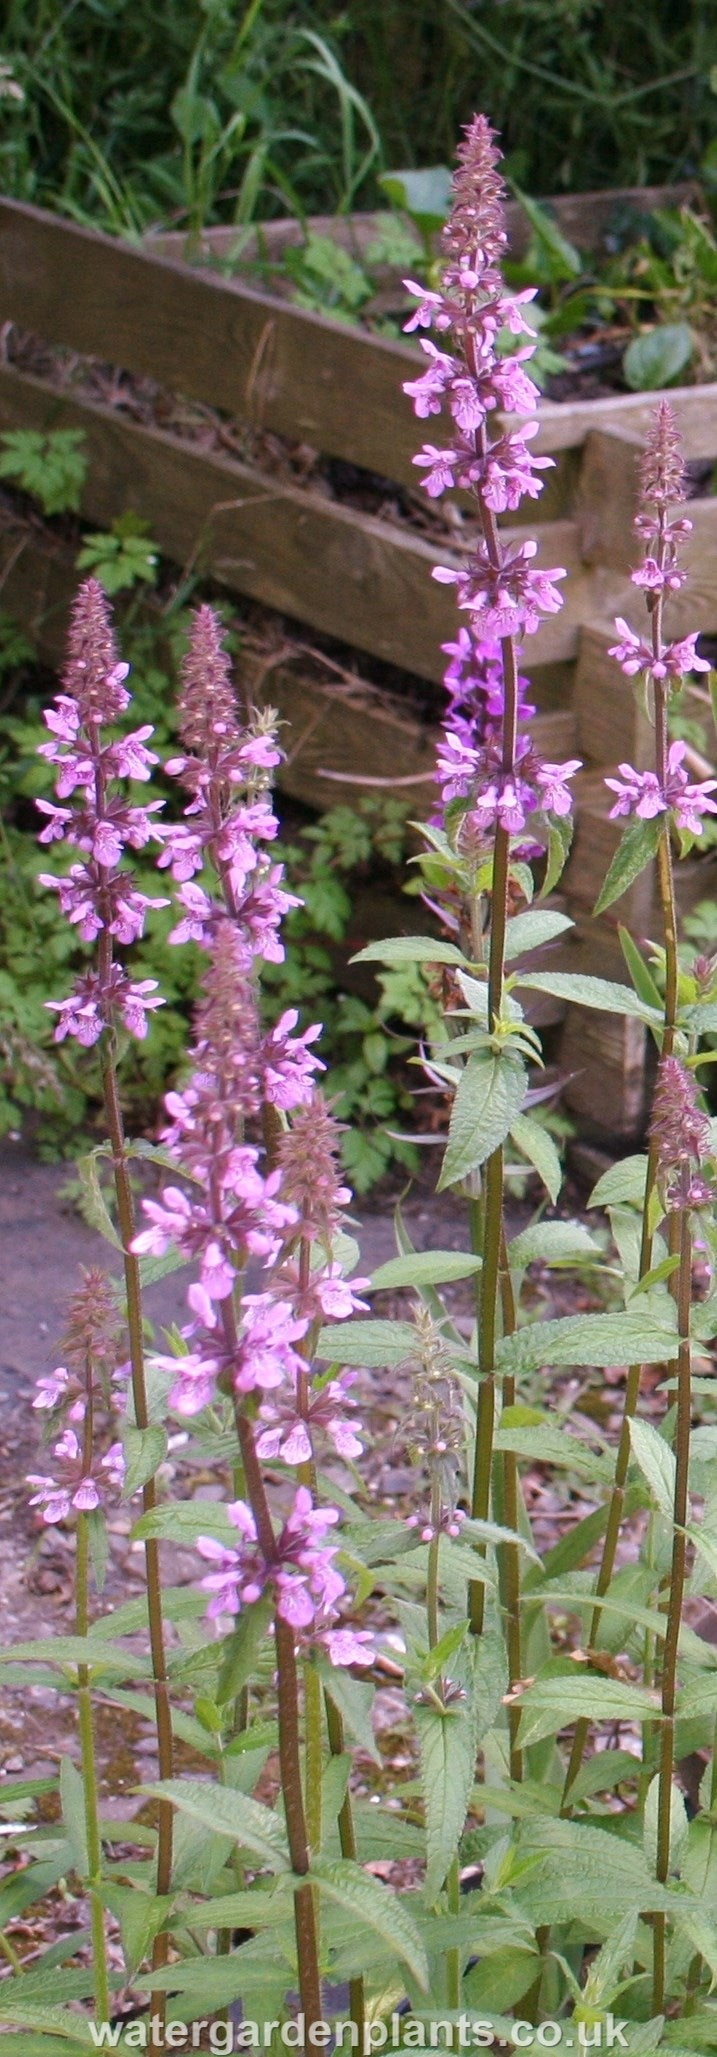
[0,0,714,241]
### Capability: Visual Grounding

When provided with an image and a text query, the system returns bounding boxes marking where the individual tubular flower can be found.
[649,1055,713,1210]
[37,580,167,1047]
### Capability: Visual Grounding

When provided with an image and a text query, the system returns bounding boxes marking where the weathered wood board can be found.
[0,362,612,681]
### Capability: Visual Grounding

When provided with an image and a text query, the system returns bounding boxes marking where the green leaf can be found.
[516,1816,676,1929]
[0,1635,143,1678]
[629,1418,677,1518]
[415,1699,475,1900]
[76,1151,121,1248]
[593,814,663,917]
[515,1675,662,1749]
[509,1112,562,1202]
[542,813,574,897]
[132,1500,239,1546]
[311,1856,429,1990]
[623,322,694,392]
[351,935,466,968]
[0,2002,96,2043]
[86,1507,109,1593]
[316,1318,419,1366]
[120,1423,167,1497]
[422,1620,468,1681]
[507,1220,602,1272]
[590,1154,650,1209]
[618,924,664,1013]
[144,1778,290,1871]
[643,1772,689,1875]
[514,969,659,1021]
[628,1252,680,1297]
[369,1251,481,1290]
[503,908,573,960]
[59,1757,88,1877]
[378,164,452,228]
[495,1309,677,1377]
[216,1594,274,1705]
[512,186,583,280]
[315,1656,380,1765]
[438,1049,526,1190]
[566,1749,644,1806]
[103,1882,172,1978]
[494,1424,613,1485]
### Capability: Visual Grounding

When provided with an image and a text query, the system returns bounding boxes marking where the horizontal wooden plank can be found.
[533,383,717,459]
[149,185,696,270]
[0,362,603,679]
[0,507,575,802]
[0,196,431,490]
[4,194,714,507]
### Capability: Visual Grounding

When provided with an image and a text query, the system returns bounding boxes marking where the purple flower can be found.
[609,618,710,684]
[37,581,166,1046]
[231,1296,308,1397]
[606,742,717,834]
[197,1487,346,1635]
[256,1368,363,1466]
[27,1422,126,1527]
[535,759,582,817]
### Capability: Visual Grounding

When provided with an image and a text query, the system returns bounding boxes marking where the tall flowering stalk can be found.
[136,609,371,2037]
[28,1270,126,2027]
[563,403,715,1807]
[404,117,578,1740]
[37,582,174,2038]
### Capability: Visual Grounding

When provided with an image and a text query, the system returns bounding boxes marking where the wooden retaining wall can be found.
[1,196,716,1138]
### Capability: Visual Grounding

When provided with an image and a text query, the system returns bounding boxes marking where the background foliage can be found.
[1,0,715,238]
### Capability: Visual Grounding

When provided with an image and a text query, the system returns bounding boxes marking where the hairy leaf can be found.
[593,814,663,917]
[143,1778,290,1870]
[438,1048,526,1190]
[509,1112,562,1202]
[415,1699,475,1900]
[311,1856,429,1989]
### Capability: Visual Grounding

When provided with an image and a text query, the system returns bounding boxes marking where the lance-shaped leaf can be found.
[315,1319,420,1367]
[438,1048,527,1190]
[593,813,663,917]
[352,935,467,968]
[415,1698,475,1901]
[370,1251,482,1290]
[310,1856,429,1990]
[503,908,573,959]
[143,1778,290,1871]
[495,1309,677,1377]
[510,1111,562,1203]
[514,1675,662,1749]
[628,1418,677,1519]
[513,969,660,1022]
